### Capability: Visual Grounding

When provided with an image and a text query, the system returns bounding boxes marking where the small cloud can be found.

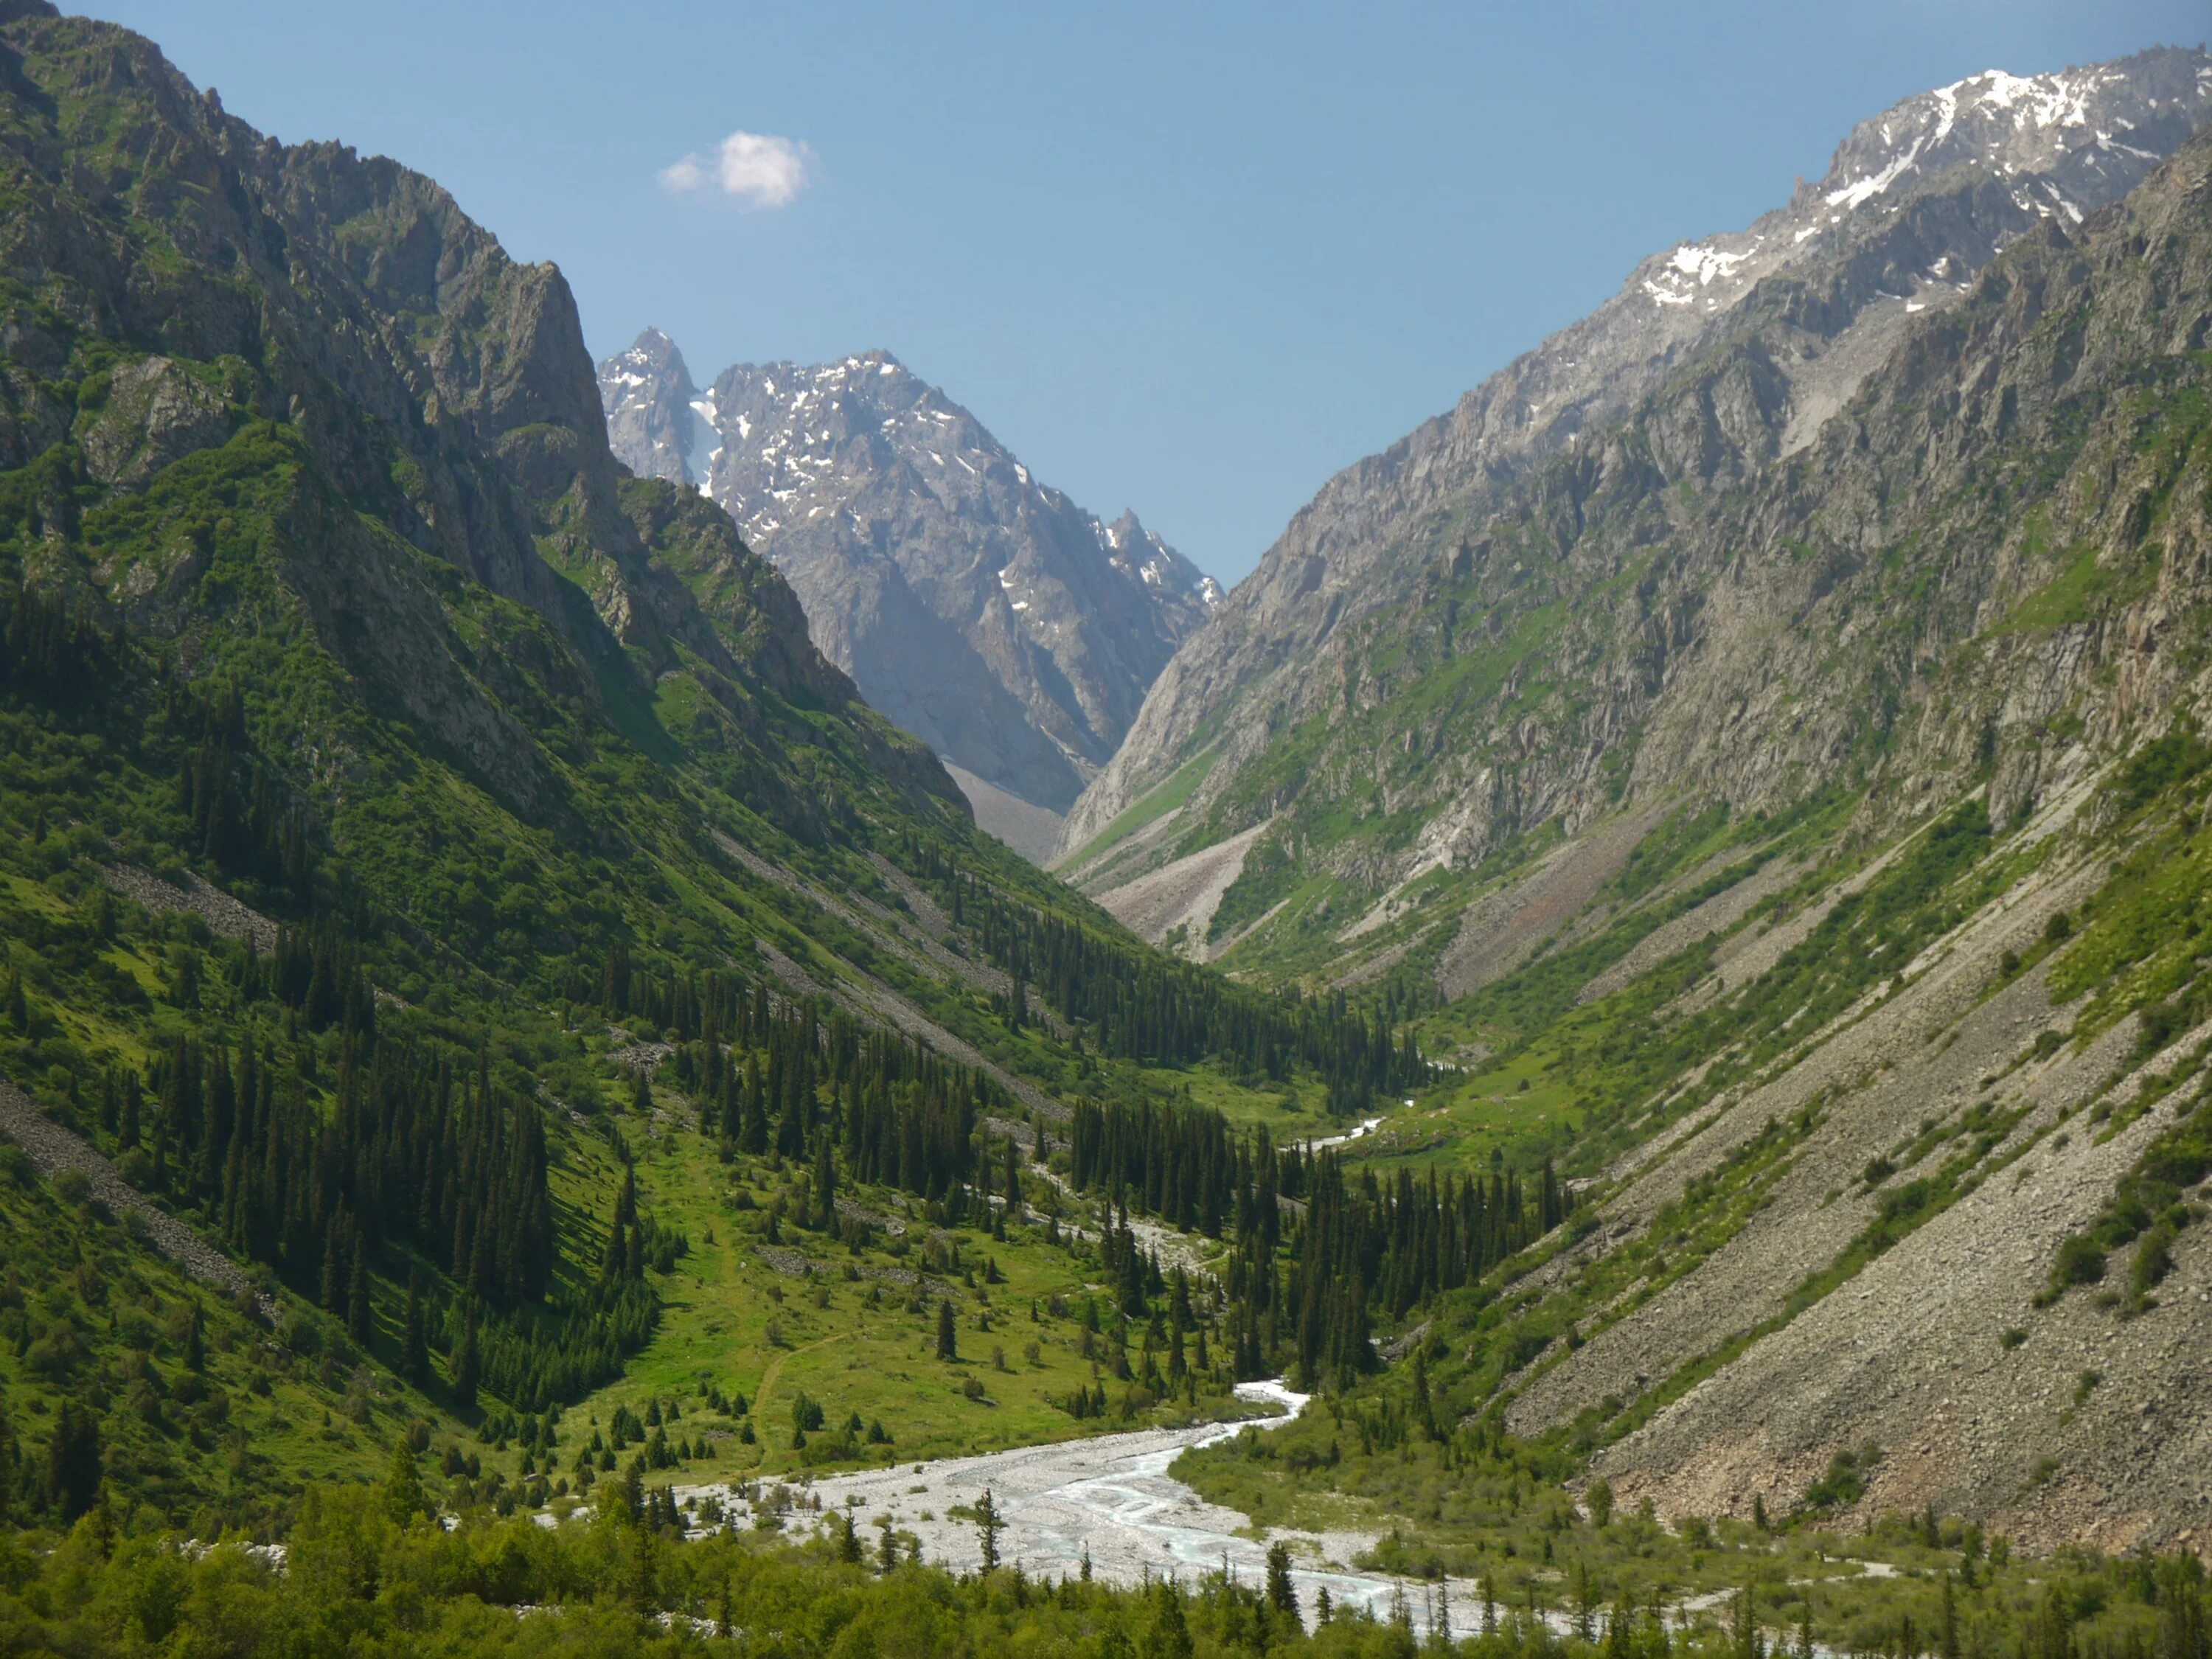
[659,131,816,209]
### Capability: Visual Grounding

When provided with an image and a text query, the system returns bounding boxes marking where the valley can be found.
[2,5,2212,1656]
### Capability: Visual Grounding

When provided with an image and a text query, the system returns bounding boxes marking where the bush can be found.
[1802,1446,1879,1512]
[2050,1234,2107,1293]
[2130,1222,2176,1299]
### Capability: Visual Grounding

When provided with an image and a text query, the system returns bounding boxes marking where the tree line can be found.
[880,835,1425,1110]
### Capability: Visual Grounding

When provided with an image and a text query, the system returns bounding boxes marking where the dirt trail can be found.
[751,1332,847,1423]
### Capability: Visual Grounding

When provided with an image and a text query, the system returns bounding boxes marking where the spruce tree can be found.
[813,1133,838,1231]
[1265,1540,1298,1616]
[936,1298,959,1361]
[43,1400,100,1522]
[0,1408,16,1528]
[347,1250,372,1348]
[451,1310,480,1408]
[383,1440,425,1527]
[976,1487,1001,1570]
[401,1272,430,1386]
[1144,1581,1194,1659]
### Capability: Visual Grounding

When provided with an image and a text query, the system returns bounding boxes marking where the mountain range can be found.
[599,333,1220,856]
[0,0,1386,1534]
[7,0,2212,1631]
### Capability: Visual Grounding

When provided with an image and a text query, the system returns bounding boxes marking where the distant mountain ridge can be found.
[599,335,1219,852]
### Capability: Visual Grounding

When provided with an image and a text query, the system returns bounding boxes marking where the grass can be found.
[548,1098,1252,1489]
[1174,1408,2144,1657]
[1062,747,1217,870]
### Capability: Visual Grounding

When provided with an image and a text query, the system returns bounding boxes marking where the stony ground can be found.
[1483,807,2212,1548]
[1093,820,1274,959]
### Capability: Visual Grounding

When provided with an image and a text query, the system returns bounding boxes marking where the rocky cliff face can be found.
[1062,49,2212,904]
[0,0,961,839]
[599,337,1220,835]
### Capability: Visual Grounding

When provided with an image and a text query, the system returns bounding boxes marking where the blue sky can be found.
[91,1,2211,584]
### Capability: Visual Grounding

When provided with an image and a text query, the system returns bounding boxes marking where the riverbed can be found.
[675,1380,1489,1632]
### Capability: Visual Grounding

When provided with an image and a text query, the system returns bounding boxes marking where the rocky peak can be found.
[597,327,711,487]
[599,340,1219,840]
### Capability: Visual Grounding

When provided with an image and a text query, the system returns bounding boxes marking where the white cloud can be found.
[658,130,816,209]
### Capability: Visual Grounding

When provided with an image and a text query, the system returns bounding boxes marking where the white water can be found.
[675,1380,1495,1633]
[1306,1115,1385,1152]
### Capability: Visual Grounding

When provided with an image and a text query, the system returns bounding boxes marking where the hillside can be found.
[1058,48,2212,960]
[599,333,1221,847]
[1148,114,2212,1553]
[8,8,2212,1651]
[0,0,1408,1543]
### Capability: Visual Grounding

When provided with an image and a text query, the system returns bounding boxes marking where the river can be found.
[675,1380,1491,1633]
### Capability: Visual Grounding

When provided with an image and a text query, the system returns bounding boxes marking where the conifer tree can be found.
[383,1441,425,1527]
[451,1310,481,1408]
[401,1272,430,1386]
[975,1488,1001,1571]
[1265,1541,1298,1616]
[1143,1580,1194,1659]
[347,1251,372,1347]
[813,1133,838,1231]
[43,1401,100,1523]
[937,1298,959,1361]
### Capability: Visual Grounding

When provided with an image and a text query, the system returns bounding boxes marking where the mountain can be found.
[1044,52,2212,1549]
[0,0,1411,1539]
[599,335,1220,852]
[1060,48,2212,931]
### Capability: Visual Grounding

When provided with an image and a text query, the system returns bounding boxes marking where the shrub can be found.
[2049,1234,2107,1293]
[2130,1222,2176,1299]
